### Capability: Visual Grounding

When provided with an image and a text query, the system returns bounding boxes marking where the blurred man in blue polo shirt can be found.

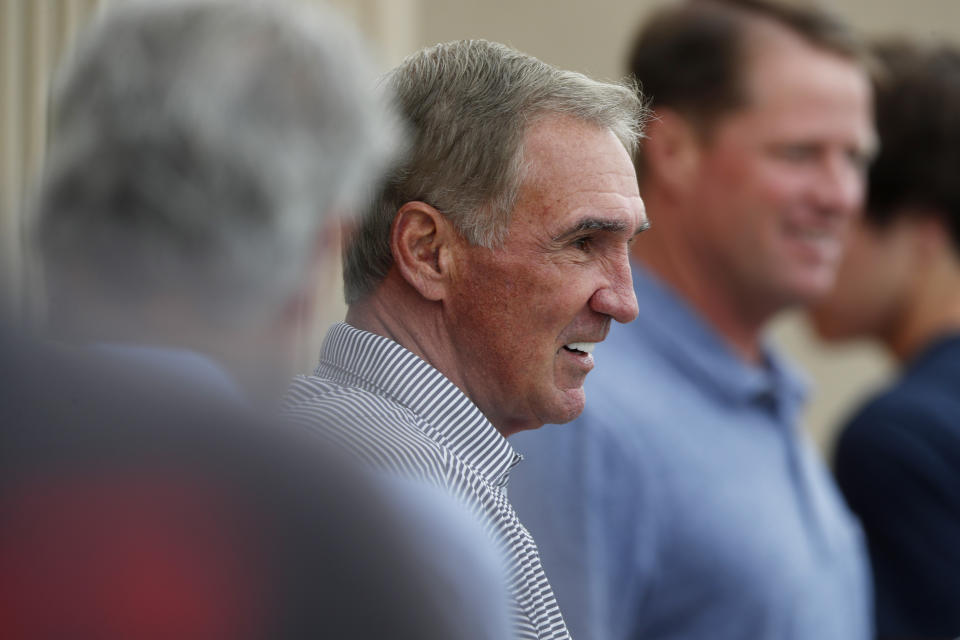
[510,1,876,638]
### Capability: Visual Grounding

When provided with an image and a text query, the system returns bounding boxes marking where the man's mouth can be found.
[783,222,842,262]
[563,342,597,355]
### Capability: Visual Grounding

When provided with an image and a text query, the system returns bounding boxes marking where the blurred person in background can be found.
[32,0,395,407]
[4,1,511,638]
[811,40,960,640]
[509,1,876,638]
[284,38,649,640]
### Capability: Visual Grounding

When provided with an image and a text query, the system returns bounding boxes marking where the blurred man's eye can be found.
[772,144,819,162]
[847,148,873,173]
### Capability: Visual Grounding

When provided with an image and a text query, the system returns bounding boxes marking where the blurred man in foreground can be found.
[811,41,960,639]
[284,39,649,639]
[510,1,876,638]
[0,335,503,639]
[5,2,509,638]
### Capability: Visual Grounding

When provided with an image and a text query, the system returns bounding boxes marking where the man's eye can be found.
[774,144,818,162]
[847,148,873,173]
[572,236,592,251]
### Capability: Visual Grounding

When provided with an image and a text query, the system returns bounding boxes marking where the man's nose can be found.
[815,153,866,217]
[589,258,639,324]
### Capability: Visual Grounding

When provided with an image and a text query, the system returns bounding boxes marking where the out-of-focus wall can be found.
[417,0,960,81]
[1,0,104,316]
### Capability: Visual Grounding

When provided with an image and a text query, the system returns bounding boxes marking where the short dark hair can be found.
[865,40,960,253]
[626,0,864,138]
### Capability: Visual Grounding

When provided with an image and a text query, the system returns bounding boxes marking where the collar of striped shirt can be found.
[316,322,522,489]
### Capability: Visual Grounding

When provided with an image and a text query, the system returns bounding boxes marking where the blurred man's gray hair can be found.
[343,39,648,304]
[35,0,398,330]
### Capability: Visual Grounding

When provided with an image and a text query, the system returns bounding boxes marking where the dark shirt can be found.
[835,333,960,639]
[0,328,507,639]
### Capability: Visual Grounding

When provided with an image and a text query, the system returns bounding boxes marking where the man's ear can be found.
[888,211,952,273]
[390,201,455,301]
[913,214,952,257]
[278,217,342,335]
[642,108,701,196]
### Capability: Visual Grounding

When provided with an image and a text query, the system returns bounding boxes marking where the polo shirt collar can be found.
[318,322,521,488]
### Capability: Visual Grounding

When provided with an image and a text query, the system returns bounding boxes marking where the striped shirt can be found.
[284,322,571,640]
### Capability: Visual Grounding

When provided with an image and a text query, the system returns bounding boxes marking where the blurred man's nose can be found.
[815,152,866,217]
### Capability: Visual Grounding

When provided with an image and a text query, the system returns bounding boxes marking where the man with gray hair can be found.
[284,39,649,639]
[35,0,396,404]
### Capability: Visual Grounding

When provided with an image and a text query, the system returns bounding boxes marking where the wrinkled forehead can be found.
[508,117,645,236]
[519,115,635,185]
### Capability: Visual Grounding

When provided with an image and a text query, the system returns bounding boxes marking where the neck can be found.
[635,189,771,364]
[346,272,458,379]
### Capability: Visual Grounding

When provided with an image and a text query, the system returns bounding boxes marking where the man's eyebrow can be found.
[634,219,651,236]
[553,218,648,242]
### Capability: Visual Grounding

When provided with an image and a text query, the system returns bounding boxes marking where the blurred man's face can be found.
[682,29,874,318]
[445,116,647,436]
[810,217,917,343]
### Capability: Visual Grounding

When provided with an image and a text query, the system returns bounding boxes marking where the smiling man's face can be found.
[444,115,647,436]
[680,27,875,318]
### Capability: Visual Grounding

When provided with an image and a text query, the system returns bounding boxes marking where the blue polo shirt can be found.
[509,263,872,640]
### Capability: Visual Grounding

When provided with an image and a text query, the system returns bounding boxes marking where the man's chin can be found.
[502,387,586,436]
[544,387,587,426]
[768,269,838,312]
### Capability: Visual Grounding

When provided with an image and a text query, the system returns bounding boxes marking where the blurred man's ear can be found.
[390,202,456,302]
[642,108,701,196]
[282,218,341,336]
[883,212,956,277]
[312,217,343,297]
[913,214,954,262]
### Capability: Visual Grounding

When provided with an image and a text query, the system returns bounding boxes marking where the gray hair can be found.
[343,39,648,304]
[34,0,399,328]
